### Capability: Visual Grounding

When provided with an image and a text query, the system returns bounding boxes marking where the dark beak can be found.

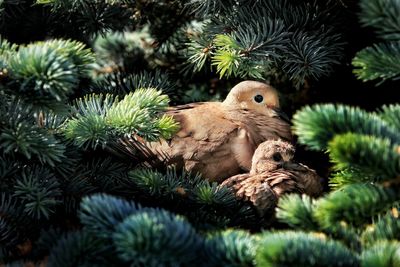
[272,107,291,124]
[282,162,304,171]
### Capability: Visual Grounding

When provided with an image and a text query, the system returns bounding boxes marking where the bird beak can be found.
[271,107,291,124]
[282,162,304,171]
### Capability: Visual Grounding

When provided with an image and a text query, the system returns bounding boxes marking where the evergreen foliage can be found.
[353,0,400,83]
[256,231,359,267]
[61,194,256,266]
[276,194,319,231]
[184,0,346,87]
[270,102,400,265]
[360,241,400,267]
[0,0,399,266]
[203,230,258,267]
[361,213,400,246]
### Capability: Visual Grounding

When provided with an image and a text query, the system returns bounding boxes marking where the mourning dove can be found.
[121,81,292,182]
[221,139,323,217]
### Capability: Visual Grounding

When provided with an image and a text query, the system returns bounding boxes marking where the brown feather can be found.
[220,139,322,217]
[119,81,292,182]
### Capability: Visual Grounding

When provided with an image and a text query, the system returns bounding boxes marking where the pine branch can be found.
[64,93,114,149]
[184,26,213,73]
[105,88,178,140]
[314,184,399,228]
[275,194,363,250]
[232,17,289,59]
[64,88,178,149]
[13,167,61,220]
[211,42,241,78]
[127,168,258,229]
[128,168,185,199]
[256,231,359,267]
[283,30,344,87]
[47,231,105,267]
[184,1,345,86]
[8,44,77,102]
[330,168,378,189]
[192,180,236,207]
[276,194,320,231]
[2,39,91,110]
[0,36,17,67]
[203,230,258,267]
[79,194,140,239]
[328,133,400,182]
[361,212,400,246]
[0,98,66,166]
[292,104,400,151]
[379,104,400,131]
[258,0,342,31]
[40,39,95,76]
[36,0,135,36]
[360,240,400,267]
[80,157,130,193]
[113,209,202,266]
[186,0,237,17]
[0,194,24,248]
[0,155,20,191]
[210,17,289,79]
[92,30,149,73]
[359,0,400,41]
[90,70,177,96]
[352,42,400,83]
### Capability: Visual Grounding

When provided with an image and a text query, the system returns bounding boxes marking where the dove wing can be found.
[115,102,288,182]
[163,102,260,181]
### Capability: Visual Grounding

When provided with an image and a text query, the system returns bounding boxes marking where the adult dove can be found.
[122,81,292,182]
[221,139,323,217]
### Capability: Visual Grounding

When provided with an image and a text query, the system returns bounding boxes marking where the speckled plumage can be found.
[221,140,322,216]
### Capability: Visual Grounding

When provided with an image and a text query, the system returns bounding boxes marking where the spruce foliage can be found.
[353,0,400,83]
[0,0,399,266]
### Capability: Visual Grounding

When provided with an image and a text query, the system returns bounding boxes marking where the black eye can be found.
[254,94,263,103]
[272,153,282,162]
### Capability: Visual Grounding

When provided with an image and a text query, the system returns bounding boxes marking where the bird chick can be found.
[221,139,322,217]
[121,81,292,182]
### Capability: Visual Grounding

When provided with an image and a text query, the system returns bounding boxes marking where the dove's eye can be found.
[272,153,282,162]
[254,94,264,103]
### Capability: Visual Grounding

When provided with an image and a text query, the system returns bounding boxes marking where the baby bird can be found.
[221,139,322,217]
[122,81,292,182]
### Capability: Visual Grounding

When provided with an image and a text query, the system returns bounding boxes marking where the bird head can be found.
[250,139,295,174]
[223,80,280,114]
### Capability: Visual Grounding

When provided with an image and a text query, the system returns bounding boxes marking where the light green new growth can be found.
[64,89,179,148]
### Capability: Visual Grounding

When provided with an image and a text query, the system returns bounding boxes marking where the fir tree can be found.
[0,0,399,266]
[353,0,400,84]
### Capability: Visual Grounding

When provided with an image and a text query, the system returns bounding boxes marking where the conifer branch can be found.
[276,194,320,231]
[361,213,400,246]
[328,133,400,182]
[314,184,399,228]
[204,230,258,267]
[360,240,400,267]
[14,167,62,220]
[256,231,359,267]
[113,209,202,266]
[359,0,400,41]
[63,89,179,149]
[353,42,400,83]
[379,104,400,130]
[292,104,400,151]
